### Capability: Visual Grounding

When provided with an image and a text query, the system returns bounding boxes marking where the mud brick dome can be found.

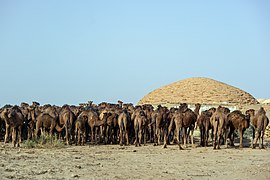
[138,77,258,106]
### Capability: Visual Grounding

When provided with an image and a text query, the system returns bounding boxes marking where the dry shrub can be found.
[23,133,65,149]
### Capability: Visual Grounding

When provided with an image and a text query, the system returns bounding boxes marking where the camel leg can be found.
[144,128,147,146]
[183,128,187,148]
[157,128,161,145]
[213,126,217,150]
[74,128,78,146]
[91,126,94,144]
[95,127,99,144]
[35,128,39,139]
[17,126,22,147]
[65,125,69,145]
[205,127,209,147]
[228,128,234,147]
[148,125,152,143]
[224,129,228,148]
[82,131,86,146]
[12,127,16,147]
[251,127,255,148]
[99,126,103,143]
[4,124,10,144]
[134,123,138,146]
[125,130,129,145]
[105,126,109,144]
[138,129,142,146]
[41,128,44,137]
[217,130,221,150]
[190,127,195,147]
[167,120,173,145]
[76,129,82,145]
[163,126,168,148]
[200,127,203,146]
[176,128,183,150]
[260,130,265,149]
[254,130,260,149]
[27,125,31,140]
[119,129,123,146]
[239,129,243,149]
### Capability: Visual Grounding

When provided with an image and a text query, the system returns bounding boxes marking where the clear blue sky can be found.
[0,1,269,106]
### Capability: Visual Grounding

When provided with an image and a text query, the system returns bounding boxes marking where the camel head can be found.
[245,109,255,117]
[257,107,266,115]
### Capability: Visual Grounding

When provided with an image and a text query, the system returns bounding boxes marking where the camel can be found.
[27,105,42,140]
[78,108,105,144]
[163,107,177,148]
[59,106,76,145]
[151,105,168,146]
[74,113,88,145]
[246,108,269,149]
[170,103,197,149]
[0,106,24,147]
[142,104,154,143]
[99,111,113,144]
[118,109,130,146]
[35,113,64,138]
[227,110,250,148]
[133,110,148,146]
[102,111,119,144]
[197,108,216,147]
[181,103,197,148]
[210,106,230,149]
[187,103,201,144]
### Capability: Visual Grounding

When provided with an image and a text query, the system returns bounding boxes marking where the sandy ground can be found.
[0,139,270,180]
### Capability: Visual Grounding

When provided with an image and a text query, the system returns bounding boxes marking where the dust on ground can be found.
[1,139,270,180]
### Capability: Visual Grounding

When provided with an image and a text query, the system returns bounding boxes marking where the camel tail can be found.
[55,123,64,132]
[258,117,266,134]
[135,120,139,133]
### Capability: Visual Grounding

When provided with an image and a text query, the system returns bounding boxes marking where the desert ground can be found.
[1,138,270,180]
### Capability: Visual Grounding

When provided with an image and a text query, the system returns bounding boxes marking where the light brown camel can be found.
[59,106,75,145]
[118,109,130,146]
[246,108,269,149]
[35,113,64,138]
[197,107,216,147]
[0,106,24,147]
[74,113,88,146]
[210,106,230,149]
[171,103,197,149]
[227,110,250,148]
[133,110,148,146]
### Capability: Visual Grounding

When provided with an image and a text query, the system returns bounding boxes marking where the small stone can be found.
[71,174,79,178]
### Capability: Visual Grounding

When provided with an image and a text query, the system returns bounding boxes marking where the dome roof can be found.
[138,77,258,106]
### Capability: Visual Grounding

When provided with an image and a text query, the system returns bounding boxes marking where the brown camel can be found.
[151,105,168,146]
[170,104,196,149]
[227,110,250,148]
[35,113,64,138]
[197,108,216,147]
[142,104,154,143]
[133,110,148,146]
[118,109,130,146]
[59,106,75,145]
[104,111,119,144]
[246,108,269,149]
[0,106,24,147]
[74,114,88,146]
[187,103,201,144]
[78,109,105,144]
[27,104,43,140]
[210,106,230,149]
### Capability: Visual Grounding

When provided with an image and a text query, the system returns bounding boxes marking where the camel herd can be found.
[0,101,269,149]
